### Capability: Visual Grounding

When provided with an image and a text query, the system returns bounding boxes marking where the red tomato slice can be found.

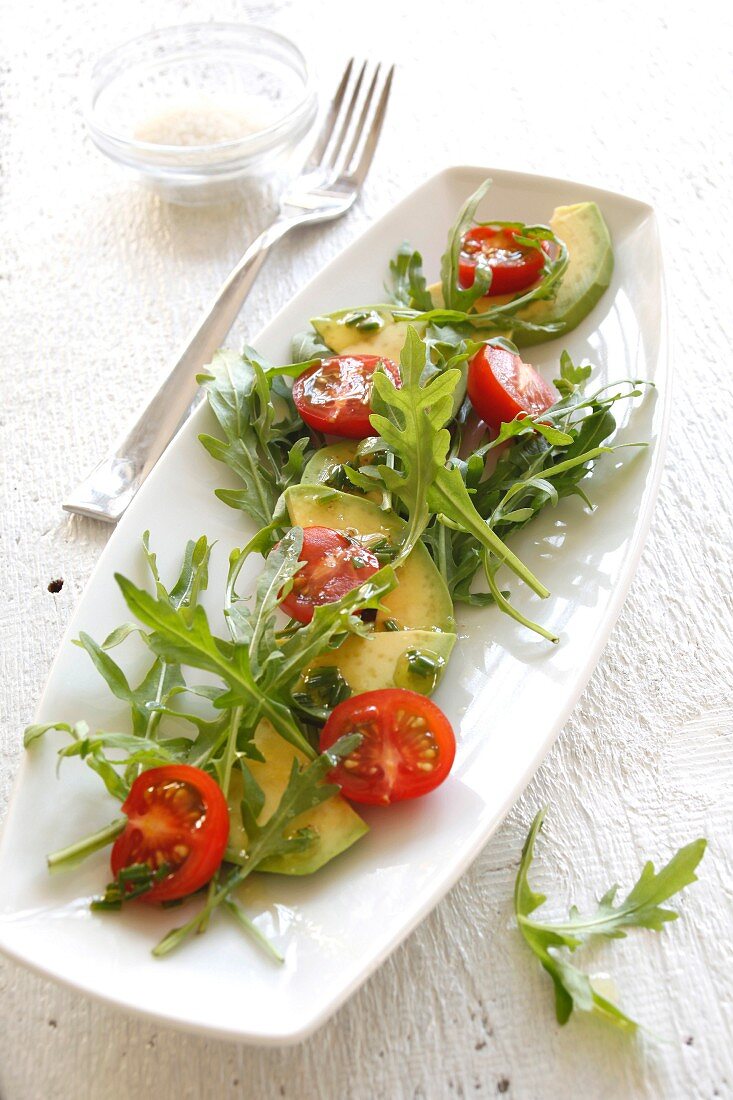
[278,526,380,625]
[467,344,557,432]
[320,688,456,806]
[292,355,401,439]
[110,764,229,904]
[459,226,549,296]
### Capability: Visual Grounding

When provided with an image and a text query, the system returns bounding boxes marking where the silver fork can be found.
[63,60,395,523]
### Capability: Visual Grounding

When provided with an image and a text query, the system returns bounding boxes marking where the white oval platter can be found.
[0,166,667,1044]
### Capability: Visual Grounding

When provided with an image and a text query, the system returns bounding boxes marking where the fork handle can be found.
[63,214,298,523]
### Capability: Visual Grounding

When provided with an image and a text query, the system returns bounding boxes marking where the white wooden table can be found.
[2,1,731,1096]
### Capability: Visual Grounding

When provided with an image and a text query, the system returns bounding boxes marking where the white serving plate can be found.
[0,166,667,1044]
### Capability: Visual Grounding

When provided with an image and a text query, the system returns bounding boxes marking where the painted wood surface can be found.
[1,1,731,1096]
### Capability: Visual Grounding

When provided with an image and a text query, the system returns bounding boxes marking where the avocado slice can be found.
[512,202,613,347]
[306,628,456,696]
[284,484,455,632]
[228,719,368,876]
[301,440,385,505]
[301,440,359,487]
[311,307,420,361]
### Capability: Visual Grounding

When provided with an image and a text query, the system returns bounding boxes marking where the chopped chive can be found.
[293,666,351,715]
[406,650,441,678]
[91,861,174,911]
[342,309,384,332]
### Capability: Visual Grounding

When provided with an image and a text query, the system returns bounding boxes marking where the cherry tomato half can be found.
[467,344,556,432]
[110,764,229,904]
[320,688,456,806]
[459,226,549,296]
[278,526,380,625]
[292,355,401,439]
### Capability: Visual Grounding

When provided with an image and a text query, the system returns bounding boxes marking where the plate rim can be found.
[0,163,669,1045]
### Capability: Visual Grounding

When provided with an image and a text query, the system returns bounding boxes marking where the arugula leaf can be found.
[431,369,649,624]
[24,720,82,748]
[429,466,550,600]
[167,534,213,610]
[115,576,240,683]
[26,721,186,802]
[198,348,310,525]
[388,243,434,310]
[370,326,460,559]
[225,528,305,671]
[554,350,593,396]
[75,632,185,737]
[98,622,142,650]
[237,737,358,863]
[73,533,213,740]
[515,809,706,1030]
[393,305,565,340]
[546,843,708,941]
[367,325,548,600]
[290,328,331,364]
[116,533,397,766]
[440,178,495,311]
[153,734,360,957]
[115,570,312,770]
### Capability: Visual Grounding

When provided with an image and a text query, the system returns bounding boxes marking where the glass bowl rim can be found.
[85,21,317,160]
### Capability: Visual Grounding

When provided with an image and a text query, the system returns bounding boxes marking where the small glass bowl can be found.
[86,23,317,205]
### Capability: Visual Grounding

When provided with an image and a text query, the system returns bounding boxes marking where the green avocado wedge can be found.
[284,484,455,633]
[301,441,383,504]
[311,307,421,361]
[512,202,614,347]
[305,628,456,696]
[228,720,368,876]
[301,440,360,487]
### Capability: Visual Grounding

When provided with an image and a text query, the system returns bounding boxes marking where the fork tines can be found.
[305,59,395,185]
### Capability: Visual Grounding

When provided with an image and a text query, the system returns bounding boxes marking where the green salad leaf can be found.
[290,327,332,364]
[370,326,459,559]
[429,361,649,632]
[440,178,496,311]
[388,243,434,311]
[73,531,213,739]
[198,348,310,525]
[515,810,706,1030]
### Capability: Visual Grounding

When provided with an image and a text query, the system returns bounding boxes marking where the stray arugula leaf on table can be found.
[515,809,706,1031]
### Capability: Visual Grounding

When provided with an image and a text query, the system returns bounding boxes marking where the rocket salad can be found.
[26,179,649,961]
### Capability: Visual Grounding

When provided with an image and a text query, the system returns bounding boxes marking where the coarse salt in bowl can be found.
[86,23,317,205]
